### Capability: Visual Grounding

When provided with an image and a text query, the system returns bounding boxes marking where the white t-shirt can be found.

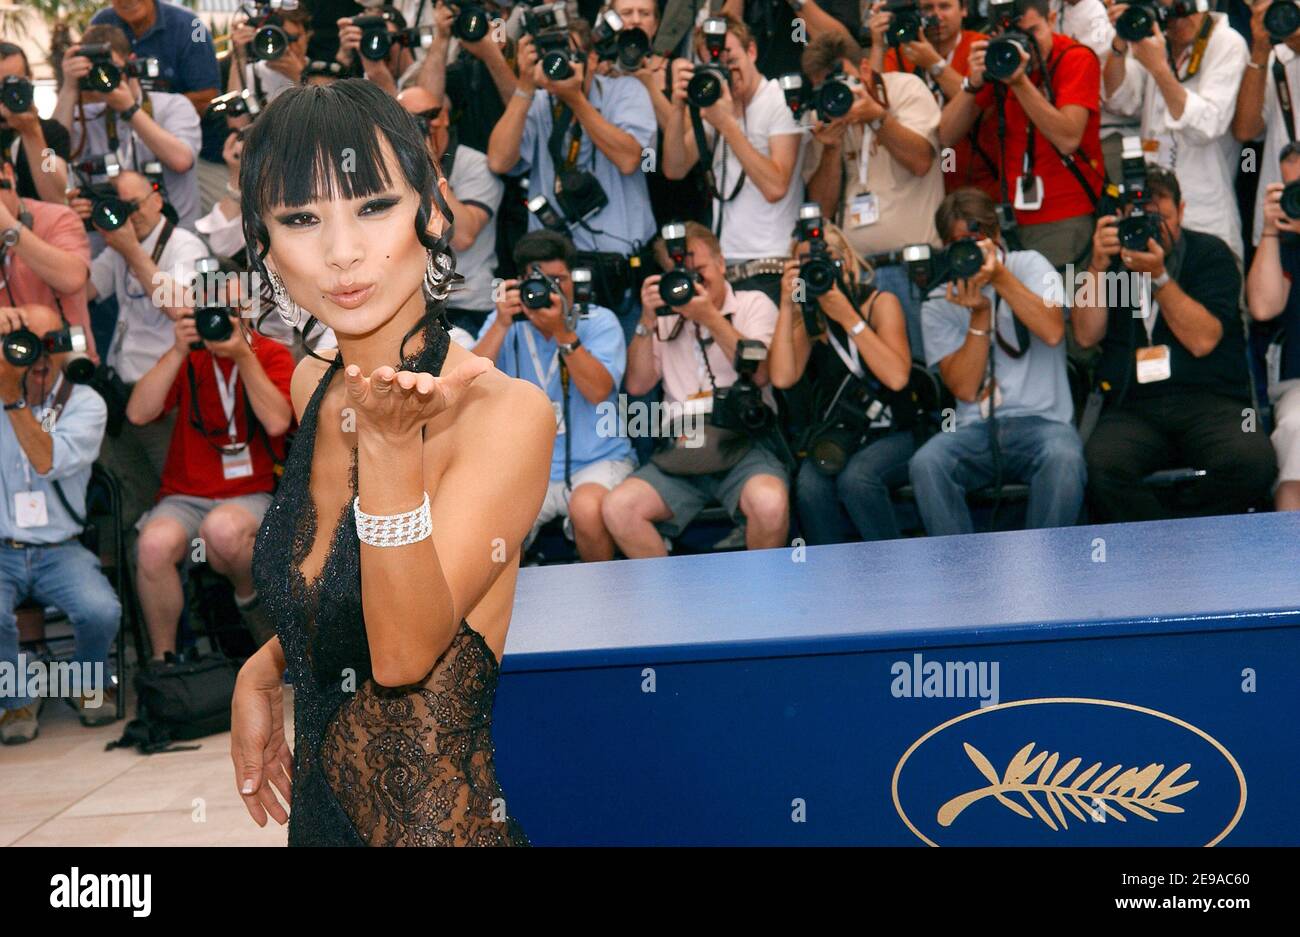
[1252,43,1300,246]
[445,144,504,312]
[704,78,806,263]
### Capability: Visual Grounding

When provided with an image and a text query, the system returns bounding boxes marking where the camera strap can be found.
[558,356,572,491]
[186,355,251,455]
[1275,56,1297,144]
[547,102,583,172]
[690,107,746,240]
[38,375,88,528]
[1168,13,1215,83]
[103,93,155,161]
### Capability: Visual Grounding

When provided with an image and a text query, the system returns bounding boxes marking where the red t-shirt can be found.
[973,33,1104,225]
[156,335,294,500]
[883,30,1001,199]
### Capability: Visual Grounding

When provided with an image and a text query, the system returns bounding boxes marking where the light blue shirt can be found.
[479,305,633,481]
[512,76,658,254]
[921,249,1073,429]
[0,381,108,543]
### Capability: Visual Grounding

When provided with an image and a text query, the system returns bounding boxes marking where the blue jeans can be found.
[796,430,916,544]
[908,416,1086,536]
[0,542,122,710]
[872,263,925,363]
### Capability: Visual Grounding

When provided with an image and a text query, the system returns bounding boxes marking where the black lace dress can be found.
[251,321,530,846]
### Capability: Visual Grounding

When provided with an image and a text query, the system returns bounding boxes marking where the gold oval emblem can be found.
[892,698,1247,847]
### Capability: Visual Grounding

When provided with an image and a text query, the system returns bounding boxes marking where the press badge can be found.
[552,399,567,435]
[1135,344,1172,384]
[14,491,48,528]
[1013,175,1044,211]
[221,447,254,480]
[978,381,1005,420]
[848,192,880,228]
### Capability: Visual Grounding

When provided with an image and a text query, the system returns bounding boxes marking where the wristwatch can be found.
[848,319,867,337]
[0,226,20,249]
[117,102,141,122]
[634,321,650,338]
[867,114,885,132]
[1150,270,1171,293]
[3,398,27,411]
[961,75,984,95]
[557,335,583,355]
[928,60,946,78]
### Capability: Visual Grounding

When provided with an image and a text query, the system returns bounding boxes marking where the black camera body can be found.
[593,10,651,73]
[1266,0,1300,41]
[554,168,608,224]
[189,258,238,349]
[711,339,770,433]
[524,2,578,80]
[985,31,1033,81]
[1116,0,1209,42]
[903,232,986,291]
[206,87,261,121]
[884,0,930,47]
[807,376,888,476]
[78,43,119,93]
[244,0,300,61]
[657,221,700,311]
[794,202,841,302]
[0,75,34,114]
[3,324,95,384]
[688,17,731,108]
[354,13,393,60]
[519,264,556,311]
[1281,180,1300,221]
[810,62,860,123]
[527,194,569,233]
[1101,136,1163,253]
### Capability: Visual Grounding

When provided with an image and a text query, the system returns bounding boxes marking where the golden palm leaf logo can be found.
[937,741,1199,831]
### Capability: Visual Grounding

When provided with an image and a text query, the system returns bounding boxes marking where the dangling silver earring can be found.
[423,250,452,302]
[267,268,302,327]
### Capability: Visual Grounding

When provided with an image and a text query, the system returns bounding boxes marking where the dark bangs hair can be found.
[238,78,457,360]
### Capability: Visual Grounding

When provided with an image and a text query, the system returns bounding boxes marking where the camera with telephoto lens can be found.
[807,377,887,476]
[189,257,237,349]
[810,62,862,123]
[710,340,771,433]
[0,75,34,114]
[795,202,841,300]
[1281,180,1300,221]
[3,324,95,384]
[354,11,434,61]
[451,2,491,42]
[1104,135,1162,252]
[206,88,261,120]
[883,0,928,47]
[593,10,651,73]
[524,1,578,80]
[902,228,987,291]
[242,0,299,62]
[554,167,609,224]
[688,17,731,108]
[1116,0,1209,42]
[1266,1,1300,40]
[657,221,700,311]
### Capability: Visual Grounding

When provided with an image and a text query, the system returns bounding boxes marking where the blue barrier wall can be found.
[491,513,1300,845]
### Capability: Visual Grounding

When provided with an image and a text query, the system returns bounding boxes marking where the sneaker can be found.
[75,686,119,727]
[0,701,41,744]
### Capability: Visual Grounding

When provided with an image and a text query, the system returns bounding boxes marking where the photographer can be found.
[488,15,656,311]
[1104,0,1250,263]
[85,170,209,528]
[419,1,521,152]
[602,221,789,556]
[472,231,634,562]
[55,25,203,230]
[126,273,293,663]
[227,3,315,109]
[1074,166,1276,521]
[938,0,1105,269]
[719,0,862,79]
[399,87,503,336]
[1245,144,1300,510]
[661,14,807,306]
[0,303,119,744]
[335,4,427,96]
[910,187,1085,535]
[870,0,1002,198]
[0,43,71,205]
[1233,0,1300,247]
[769,218,916,544]
[802,32,944,352]
[0,153,95,357]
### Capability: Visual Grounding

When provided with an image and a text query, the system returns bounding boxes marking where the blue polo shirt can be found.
[90,0,221,159]
[478,305,634,481]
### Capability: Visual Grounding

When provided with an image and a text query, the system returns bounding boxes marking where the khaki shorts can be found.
[632,440,789,539]
[136,492,273,542]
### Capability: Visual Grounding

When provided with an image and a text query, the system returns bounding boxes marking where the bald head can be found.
[397,86,441,115]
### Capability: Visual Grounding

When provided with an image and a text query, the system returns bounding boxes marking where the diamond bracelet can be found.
[352,492,432,548]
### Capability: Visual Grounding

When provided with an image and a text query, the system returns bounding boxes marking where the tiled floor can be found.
[1,685,293,846]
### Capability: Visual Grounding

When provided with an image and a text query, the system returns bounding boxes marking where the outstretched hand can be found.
[344,356,493,439]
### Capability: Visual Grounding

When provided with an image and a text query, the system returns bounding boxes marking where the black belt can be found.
[0,536,77,549]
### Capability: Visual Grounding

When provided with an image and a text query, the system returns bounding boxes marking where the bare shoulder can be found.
[442,341,555,460]
[290,350,337,421]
